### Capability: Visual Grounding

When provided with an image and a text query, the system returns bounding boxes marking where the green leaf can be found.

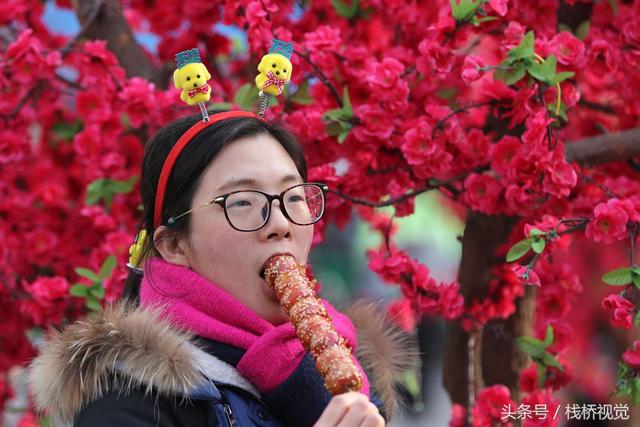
[551,71,575,85]
[528,228,545,237]
[527,55,557,85]
[338,129,350,143]
[537,362,547,388]
[543,325,554,347]
[504,63,527,85]
[608,0,618,16]
[531,237,546,254]
[476,16,498,24]
[602,267,633,286]
[517,336,546,358]
[575,21,590,40]
[69,284,88,297]
[99,255,117,279]
[507,31,535,62]
[52,120,83,142]
[631,377,640,406]
[89,285,105,299]
[290,81,313,105]
[451,0,482,21]
[506,238,532,262]
[233,83,258,111]
[341,87,352,116]
[634,311,640,327]
[331,0,359,18]
[541,352,564,371]
[75,267,99,282]
[631,269,640,289]
[108,176,137,193]
[85,176,137,207]
[86,296,102,311]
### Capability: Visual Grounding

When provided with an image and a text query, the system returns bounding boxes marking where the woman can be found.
[28,112,413,426]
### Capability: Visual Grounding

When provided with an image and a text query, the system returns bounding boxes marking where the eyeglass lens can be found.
[224,184,324,230]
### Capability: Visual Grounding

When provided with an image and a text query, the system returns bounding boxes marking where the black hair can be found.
[122,112,308,302]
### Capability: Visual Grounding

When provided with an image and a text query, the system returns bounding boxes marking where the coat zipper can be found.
[223,403,239,427]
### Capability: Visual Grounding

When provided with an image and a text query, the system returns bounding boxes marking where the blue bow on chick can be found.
[173,49,212,106]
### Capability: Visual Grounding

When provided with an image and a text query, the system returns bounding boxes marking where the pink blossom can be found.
[585,199,631,244]
[488,0,508,16]
[622,340,640,368]
[472,385,515,427]
[463,173,503,215]
[602,294,635,329]
[549,32,585,66]
[461,55,487,85]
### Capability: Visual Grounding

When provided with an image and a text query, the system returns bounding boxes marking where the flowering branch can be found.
[327,174,467,207]
[293,49,343,108]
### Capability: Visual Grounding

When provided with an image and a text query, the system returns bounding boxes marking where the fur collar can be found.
[28,301,416,425]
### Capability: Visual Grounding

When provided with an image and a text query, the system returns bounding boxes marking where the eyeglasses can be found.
[167,182,328,232]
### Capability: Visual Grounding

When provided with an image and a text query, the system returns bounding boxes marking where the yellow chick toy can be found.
[173,49,212,106]
[255,40,294,97]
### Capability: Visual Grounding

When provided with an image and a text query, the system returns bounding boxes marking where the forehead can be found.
[199,133,301,193]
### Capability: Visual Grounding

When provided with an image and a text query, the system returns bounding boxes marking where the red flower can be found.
[490,136,521,178]
[585,199,631,244]
[549,32,585,66]
[119,77,157,128]
[520,365,539,393]
[511,265,541,287]
[542,159,577,198]
[622,340,640,368]
[463,173,503,215]
[521,391,561,427]
[417,39,454,74]
[472,384,515,426]
[352,104,394,141]
[23,276,69,306]
[461,55,487,85]
[488,0,508,16]
[602,294,635,329]
[588,39,619,77]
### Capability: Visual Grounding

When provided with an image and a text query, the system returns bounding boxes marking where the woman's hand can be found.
[314,392,385,426]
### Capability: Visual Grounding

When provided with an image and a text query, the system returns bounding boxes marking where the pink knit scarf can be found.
[139,258,370,395]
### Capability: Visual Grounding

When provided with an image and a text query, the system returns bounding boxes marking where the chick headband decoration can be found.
[255,39,294,117]
[173,48,212,122]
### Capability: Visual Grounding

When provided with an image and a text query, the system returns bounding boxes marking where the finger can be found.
[315,394,355,426]
[336,397,371,427]
[359,412,385,427]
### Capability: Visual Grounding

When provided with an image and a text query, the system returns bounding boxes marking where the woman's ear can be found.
[153,226,191,267]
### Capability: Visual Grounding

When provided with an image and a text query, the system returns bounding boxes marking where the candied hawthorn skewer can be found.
[263,254,363,395]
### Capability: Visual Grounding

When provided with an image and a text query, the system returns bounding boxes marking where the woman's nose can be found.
[262,199,291,238]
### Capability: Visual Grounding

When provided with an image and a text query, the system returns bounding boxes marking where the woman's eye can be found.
[229,200,252,209]
[287,195,305,203]
[186,76,191,81]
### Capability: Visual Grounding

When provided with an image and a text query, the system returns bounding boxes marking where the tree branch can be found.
[70,0,162,85]
[565,127,640,166]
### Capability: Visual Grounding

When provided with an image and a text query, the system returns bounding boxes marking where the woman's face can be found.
[181,133,313,324]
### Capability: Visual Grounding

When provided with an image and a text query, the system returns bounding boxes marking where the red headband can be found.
[154,110,263,228]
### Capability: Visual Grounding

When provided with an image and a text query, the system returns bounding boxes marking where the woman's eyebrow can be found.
[216,174,301,193]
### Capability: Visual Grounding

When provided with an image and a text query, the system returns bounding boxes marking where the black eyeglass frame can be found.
[167,182,329,232]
